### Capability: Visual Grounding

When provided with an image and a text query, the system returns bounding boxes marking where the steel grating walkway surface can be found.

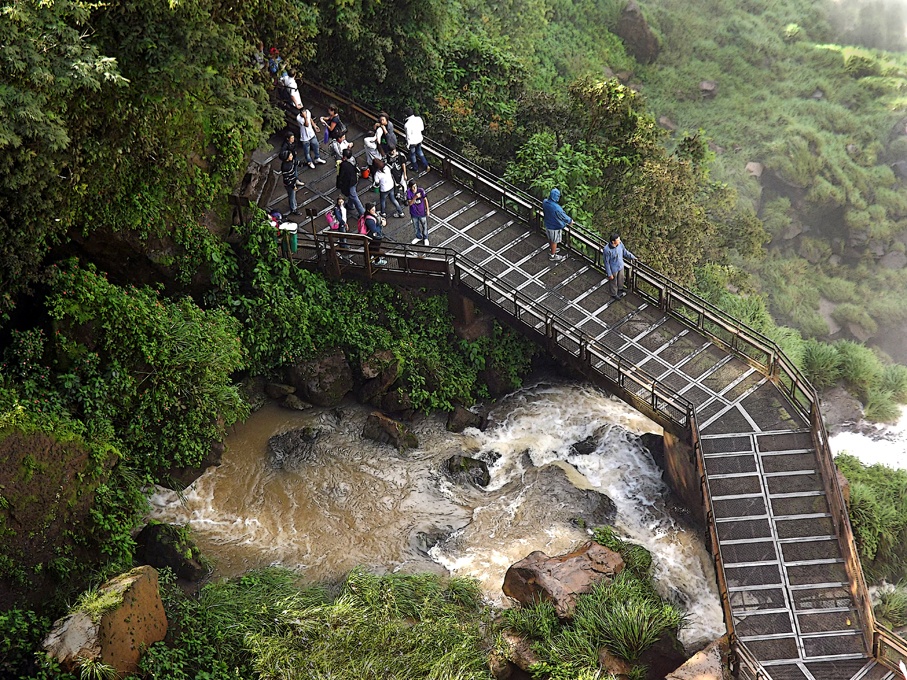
[247,85,902,680]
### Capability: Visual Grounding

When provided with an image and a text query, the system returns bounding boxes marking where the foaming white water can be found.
[432,382,724,649]
[831,405,907,470]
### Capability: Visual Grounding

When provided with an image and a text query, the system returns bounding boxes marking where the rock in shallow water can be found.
[267,427,320,468]
[444,454,491,487]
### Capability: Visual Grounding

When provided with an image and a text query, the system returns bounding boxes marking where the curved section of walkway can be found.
[248,82,907,680]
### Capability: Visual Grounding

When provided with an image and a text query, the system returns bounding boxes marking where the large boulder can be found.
[502,541,625,618]
[615,1,660,64]
[135,522,207,582]
[665,636,728,680]
[494,632,542,675]
[447,405,487,433]
[363,411,419,450]
[286,349,353,406]
[444,454,491,487]
[638,630,689,680]
[357,352,403,404]
[43,566,167,676]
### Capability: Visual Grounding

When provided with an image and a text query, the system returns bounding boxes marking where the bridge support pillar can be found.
[662,431,707,527]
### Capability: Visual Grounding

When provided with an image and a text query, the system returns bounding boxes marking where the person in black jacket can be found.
[363,202,387,266]
[335,148,365,217]
[280,149,301,215]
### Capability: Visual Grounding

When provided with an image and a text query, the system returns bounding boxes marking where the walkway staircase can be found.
[244,81,907,680]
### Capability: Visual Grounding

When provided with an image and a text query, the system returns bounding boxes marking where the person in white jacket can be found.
[403,107,430,173]
[374,159,405,218]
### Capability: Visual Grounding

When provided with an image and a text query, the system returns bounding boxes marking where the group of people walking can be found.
[276,84,636,290]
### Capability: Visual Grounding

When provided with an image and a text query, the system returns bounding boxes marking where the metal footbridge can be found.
[238,81,907,680]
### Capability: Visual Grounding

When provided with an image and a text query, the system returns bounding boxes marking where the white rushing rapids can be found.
[831,405,907,470]
[149,381,724,650]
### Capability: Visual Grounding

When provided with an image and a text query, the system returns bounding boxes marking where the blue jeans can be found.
[343,184,365,217]
[409,143,428,172]
[380,190,403,216]
[411,216,428,240]
[301,137,320,164]
[285,184,297,212]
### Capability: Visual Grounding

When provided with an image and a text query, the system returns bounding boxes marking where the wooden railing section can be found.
[295,79,907,679]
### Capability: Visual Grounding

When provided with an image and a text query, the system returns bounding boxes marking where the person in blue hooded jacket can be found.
[603,232,637,300]
[541,188,573,262]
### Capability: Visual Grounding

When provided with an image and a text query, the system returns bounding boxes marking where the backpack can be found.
[326,210,339,230]
[330,115,348,140]
[357,214,369,235]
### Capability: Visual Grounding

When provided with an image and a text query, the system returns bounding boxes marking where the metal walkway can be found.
[239,81,907,680]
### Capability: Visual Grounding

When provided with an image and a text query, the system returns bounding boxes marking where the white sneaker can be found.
[549,253,566,262]
[315,158,327,164]
[411,238,422,245]
[422,238,429,246]
[374,257,388,266]
[308,162,316,169]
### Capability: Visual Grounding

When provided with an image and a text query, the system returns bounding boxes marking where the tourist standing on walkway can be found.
[404,107,430,173]
[280,149,301,215]
[406,178,430,245]
[363,203,387,266]
[335,148,365,217]
[280,130,298,159]
[297,106,326,169]
[374,159,405,218]
[320,105,345,143]
[280,68,302,110]
[376,113,397,155]
[541,188,572,262]
[363,133,382,178]
[603,232,637,300]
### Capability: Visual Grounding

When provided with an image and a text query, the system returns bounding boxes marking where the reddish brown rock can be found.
[615,1,660,64]
[363,411,419,450]
[502,542,624,618]
[599,647,634,678]
[286,349,353,406]
[44,566,167,676]
[498,632,542,672]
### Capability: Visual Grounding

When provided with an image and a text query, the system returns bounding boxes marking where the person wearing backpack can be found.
[386,147,407,201]
[406,178,430,245]
[376,113,397,155]
[363,203,387,266]
[335,148,365,218]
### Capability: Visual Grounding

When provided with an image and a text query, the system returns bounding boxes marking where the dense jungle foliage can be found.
[3,0,907,675]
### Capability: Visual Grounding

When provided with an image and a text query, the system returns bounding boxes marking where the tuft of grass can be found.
[864,388,900,423]
[875,583,907,629]
[502,598,559,641]
[591,526,653,579]
[881,364,907,403]
[802,339,842,390]
[836,340,884,399]
[73,587,124,624]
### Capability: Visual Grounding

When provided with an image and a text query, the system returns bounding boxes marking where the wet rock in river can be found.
[280,394,312,411]
[446,405,487,433]
[502,541,625,618]
[362,411,419,450]
[267,427,320,468]
[444,454,491,488]
[286,349,353,406]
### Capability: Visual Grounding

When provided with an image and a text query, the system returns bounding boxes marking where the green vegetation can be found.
[874,582,907,629]
[140,567,493,680]
[501,527,683,678]
[837,454,907,583]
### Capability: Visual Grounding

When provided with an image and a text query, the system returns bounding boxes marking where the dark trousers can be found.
[608,268,626,297]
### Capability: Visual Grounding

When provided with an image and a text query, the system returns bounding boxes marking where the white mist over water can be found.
[830,406,907,470]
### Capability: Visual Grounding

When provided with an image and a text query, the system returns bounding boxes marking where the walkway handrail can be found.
[293,80,896,677]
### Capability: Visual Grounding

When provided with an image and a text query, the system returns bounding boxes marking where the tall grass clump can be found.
[502,598,559,641]
[881,364,907,403]
[802,339,842,390]
[836,340,884,399]
[875,582,907,629]
[141,567,492,680]
[863,387,900,423]
[837,455,907,583]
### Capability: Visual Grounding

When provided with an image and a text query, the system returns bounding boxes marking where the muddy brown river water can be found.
[149,381,724,649]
